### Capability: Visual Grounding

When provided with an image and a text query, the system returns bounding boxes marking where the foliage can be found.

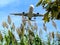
[36,0,60,23]
[34,35,42,45]
[0,0,60,45]
[0,12,60,45]
[0,15,59,45]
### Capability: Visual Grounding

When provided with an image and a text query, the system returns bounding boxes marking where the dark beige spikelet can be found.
[39,28,43,36]
[51,32,54,39]
[2,21,8,28]
[52,20,57,29]
[56,32,60,39]
[11,23,15,30]
[33,22,38,30]
[8,15,11,25]
[43,23,47,32]
[16,28,22,38]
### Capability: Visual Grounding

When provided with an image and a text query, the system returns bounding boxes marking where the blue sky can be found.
[0,0,60,34]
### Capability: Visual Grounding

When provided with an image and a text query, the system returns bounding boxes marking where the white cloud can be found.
[0,0,18,7]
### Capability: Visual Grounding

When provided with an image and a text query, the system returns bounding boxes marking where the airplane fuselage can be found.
[10,4,43,20]
[28,5,34,20]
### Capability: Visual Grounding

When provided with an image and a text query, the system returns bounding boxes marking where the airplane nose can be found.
[30,4,34,8]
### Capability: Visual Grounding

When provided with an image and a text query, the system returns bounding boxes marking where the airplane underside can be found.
[28,17,36,21]
[29,18,31,20]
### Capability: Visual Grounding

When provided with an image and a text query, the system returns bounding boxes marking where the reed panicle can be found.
[51,32,54,39]
[11,23,15,31]
[48,32,52,41]
[22,15,26,25]
[56,32,60,39]
[33,22,38,31]
[2,21,8,28]
[43,23,47,32]
[16,27,22,39]
[7,15,11,25]
[52,20,57,29]
[1,15,59,45]
[39,28,43,36]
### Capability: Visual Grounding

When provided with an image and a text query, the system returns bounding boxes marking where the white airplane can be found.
[10,5,43,20]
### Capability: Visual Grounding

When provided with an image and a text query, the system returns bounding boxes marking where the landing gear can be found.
[29,18,31,20]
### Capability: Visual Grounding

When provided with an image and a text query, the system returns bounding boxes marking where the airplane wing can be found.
[32,13,44,17]
[10,12,28,16]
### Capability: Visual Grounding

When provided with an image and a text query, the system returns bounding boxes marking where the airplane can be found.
[10,5,43,20]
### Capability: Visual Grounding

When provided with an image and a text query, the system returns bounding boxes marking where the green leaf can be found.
[34,35,42,45]
[36,0,42,7]
[51,10,59,19]
[43,12,50,23]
